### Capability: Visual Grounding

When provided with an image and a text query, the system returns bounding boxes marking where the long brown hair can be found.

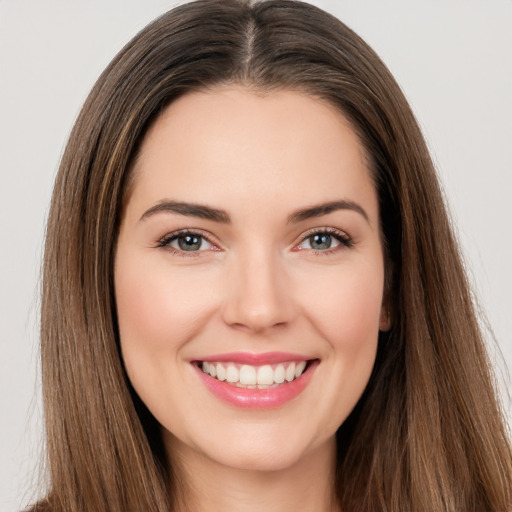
[34,1,511,510]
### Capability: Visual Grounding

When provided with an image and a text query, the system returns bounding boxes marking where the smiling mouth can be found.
[196,360,311,389]
[193,356,319,409]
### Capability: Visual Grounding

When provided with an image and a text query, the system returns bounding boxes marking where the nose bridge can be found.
[222,243,292,333]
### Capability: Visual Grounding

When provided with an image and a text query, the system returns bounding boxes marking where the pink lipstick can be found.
[192,352,318,409]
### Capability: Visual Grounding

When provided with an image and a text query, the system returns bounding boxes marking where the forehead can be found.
[127,86,377,223]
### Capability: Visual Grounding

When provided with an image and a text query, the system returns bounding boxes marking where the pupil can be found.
[311,234,331,250]
[178,235,201,251]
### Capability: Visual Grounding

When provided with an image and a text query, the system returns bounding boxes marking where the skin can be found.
[115,86,389,512]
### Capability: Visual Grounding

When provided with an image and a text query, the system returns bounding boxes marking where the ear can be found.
[380,258,394,332]
[379,302,391,332]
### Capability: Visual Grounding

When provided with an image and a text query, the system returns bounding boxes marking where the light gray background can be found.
[1,1,511,510]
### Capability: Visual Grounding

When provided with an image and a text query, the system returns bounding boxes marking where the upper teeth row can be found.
[201,361,307,386]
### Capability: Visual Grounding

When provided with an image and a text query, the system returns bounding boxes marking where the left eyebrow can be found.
[287,200,369,224]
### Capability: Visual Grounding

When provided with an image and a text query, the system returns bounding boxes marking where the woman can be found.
[31,0,512,510]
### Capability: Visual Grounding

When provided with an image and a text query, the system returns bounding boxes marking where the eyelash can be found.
[155,227,353,257]
[297,227,353,255]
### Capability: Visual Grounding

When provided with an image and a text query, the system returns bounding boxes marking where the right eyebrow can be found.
[139,200,231,223]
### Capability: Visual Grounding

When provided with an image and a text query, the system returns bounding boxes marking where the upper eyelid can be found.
[295,226,351,242]
[299,226,349,236]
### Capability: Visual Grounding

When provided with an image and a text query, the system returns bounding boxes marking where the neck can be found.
[166,435,339,512]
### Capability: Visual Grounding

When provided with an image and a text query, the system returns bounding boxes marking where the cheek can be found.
[284,256,385,434]
[114,253,225,426]
[304,262,384,424]
[114,257,218,378]
[296,259,385,348]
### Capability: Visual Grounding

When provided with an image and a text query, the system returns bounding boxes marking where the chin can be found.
[207,442,310,473]
[188,422,335,474]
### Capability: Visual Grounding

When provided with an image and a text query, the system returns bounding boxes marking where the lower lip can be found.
[193,361,318,409]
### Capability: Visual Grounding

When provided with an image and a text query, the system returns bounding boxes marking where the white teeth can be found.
[274,364,285,384]
[200,360,310,386]
[257,365,274,385]
[285,362,296,382]
[216,364,226,381]
[226,365,239,383]
[239,365,257,385]
[295,361,307,378]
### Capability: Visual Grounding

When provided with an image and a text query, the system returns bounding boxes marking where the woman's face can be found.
[115,86,388,472]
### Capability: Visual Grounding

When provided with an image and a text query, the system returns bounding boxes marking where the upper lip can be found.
[193,352,313,365]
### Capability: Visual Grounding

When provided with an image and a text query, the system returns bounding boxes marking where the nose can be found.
[221,247,295,334]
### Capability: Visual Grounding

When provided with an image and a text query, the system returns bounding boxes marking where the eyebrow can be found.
[287,200,369,224]
[140,200,231,223]
[139,199,369,225]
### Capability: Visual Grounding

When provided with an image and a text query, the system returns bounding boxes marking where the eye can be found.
[303,233,338,251]
[171,234,211,251]
[157,230,216,254]
[296,229,352,253]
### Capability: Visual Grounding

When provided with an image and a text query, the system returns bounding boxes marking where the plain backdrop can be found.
[1,1,511,510]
